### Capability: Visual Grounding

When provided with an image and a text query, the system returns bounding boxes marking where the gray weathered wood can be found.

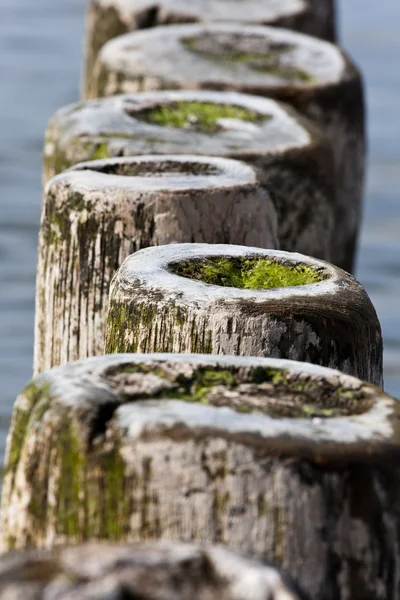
[34,155,277,374]
[83,0,336,98]
[2,353,399,599]
[105,244,383,385]
[43,91,338,266]
[0,541,310,600]
[88,23,364,272]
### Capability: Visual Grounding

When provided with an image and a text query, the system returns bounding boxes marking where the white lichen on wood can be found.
[1,353,399,599]
[105,244,383,386]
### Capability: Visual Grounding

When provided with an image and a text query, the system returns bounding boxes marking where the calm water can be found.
[0,0,399,462]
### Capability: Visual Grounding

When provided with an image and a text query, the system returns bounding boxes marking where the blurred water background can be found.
[0,0,398,463]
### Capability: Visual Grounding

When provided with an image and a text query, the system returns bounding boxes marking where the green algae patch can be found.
[181,37,314,83]
[104,362,371,419]
[168,368,238,404]
[5,382,51,481]
[23,408,132,545]
[136,101,267,132]
[169,256,323,289]
[89,142,110,161]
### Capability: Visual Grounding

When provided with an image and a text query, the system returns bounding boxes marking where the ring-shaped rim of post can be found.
[30,353,400,464]
[56,155,260,193]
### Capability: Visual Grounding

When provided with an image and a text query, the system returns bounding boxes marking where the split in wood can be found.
[2,353,398,599]
[87,23,365,272]
[105,243,383,385]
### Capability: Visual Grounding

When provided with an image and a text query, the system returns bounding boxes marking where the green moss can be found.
[196,369,236,388]
[7,536,17,551]
[257,494,267,517]
[106,362,368,420]
[182,37,314,83]
[42,191,90,247]
[23,407,132,545]
[137,100,267,132]
[105,301,197,355]
[140,457,153,539]
[169,256,323,289]
[54,418,83,539]
[214,490,230,519]
[88,142,110,161]
[4,382,51,481]
[134,364,370,419]
[273,505,285,563]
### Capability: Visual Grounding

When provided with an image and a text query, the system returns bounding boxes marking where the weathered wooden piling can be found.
[34,155,277,374]
[83,0,336,98]
[2,353,398,599]
[88,23,364,272]
[0,541,310,600]
[43,90,339,265]
[105,244,383,385]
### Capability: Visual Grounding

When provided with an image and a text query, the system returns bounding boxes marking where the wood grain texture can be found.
[2,354,399,599]
[88,23,364,272]
[34,155,276,374]
[83,0,336,97]
[43,91,338,265]
[105,244,383,385]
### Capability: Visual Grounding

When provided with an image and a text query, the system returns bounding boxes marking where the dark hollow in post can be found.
[105,243,383,386]
[0,541,310,600]
[83,0,336,98]
[34,155,276,374]
[88,23,364,273]
[43,90,337,266]
[2,353,398,600]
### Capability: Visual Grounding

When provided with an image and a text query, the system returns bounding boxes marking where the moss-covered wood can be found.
[2,353,399,599]
[105,244,383,386]
[88,23,364,272]
[34,155,276,374]
[0,541,310,600]
[43,90,338,266]
[83,0,336,98]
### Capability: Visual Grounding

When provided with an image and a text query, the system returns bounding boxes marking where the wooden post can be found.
[83,0,336,98]
[2,353,398,600]
[87,23,364,273]
[34,155,277,374]
[105,244,383,385]
[0,541,310,600]
[43,91,339,266]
